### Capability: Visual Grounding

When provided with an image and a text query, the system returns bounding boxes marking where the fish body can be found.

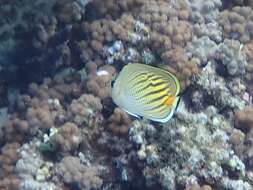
[110,63,181,123]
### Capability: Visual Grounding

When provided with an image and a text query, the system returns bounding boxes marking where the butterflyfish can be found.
[110,63,181,123]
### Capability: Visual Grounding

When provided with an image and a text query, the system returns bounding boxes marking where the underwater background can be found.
[0,0,253,189]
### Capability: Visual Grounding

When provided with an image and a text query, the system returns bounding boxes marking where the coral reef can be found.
[142,103,251,189]
[1,0,253,190]
[50,122,81,153]
[54,156,102,190]
[234,106,253,170]
[85,64,116,99]
[0,0,58,87]
[186,36,218,66]
[193,62,245,110]
[217,39,247,76]
[54,0,92,23]
[0,143,20,190]
[245,42,253,94]
[219,6,253,43]
[235,106,253,133]
[67,94,103,126]
[15,141,56,190]
[107,107,132,136]
[81,0,199,90]
[186,0,222,24]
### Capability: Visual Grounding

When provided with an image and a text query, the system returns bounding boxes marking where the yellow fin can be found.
[164,96,175,106]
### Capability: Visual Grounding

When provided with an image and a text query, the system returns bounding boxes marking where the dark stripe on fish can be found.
[155,76,177,94]
[141,86,168,98]
[129,72,148,83]
[149,100,167,111]
[137,80,167,92]
[148,94,175,112]
[148,93,168,104]
[149,75,164,81]
[131,73,156,87]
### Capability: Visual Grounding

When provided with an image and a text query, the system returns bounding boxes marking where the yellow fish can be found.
[110,63,181,123]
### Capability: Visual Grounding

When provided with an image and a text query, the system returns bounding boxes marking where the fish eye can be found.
[111,79,116,87]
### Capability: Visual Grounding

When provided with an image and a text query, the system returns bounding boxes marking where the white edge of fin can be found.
[122,108,141,119]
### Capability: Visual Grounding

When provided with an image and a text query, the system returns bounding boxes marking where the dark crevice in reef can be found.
[3,24,73,91]
[83,2,105,22]
[221,0,253,10]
